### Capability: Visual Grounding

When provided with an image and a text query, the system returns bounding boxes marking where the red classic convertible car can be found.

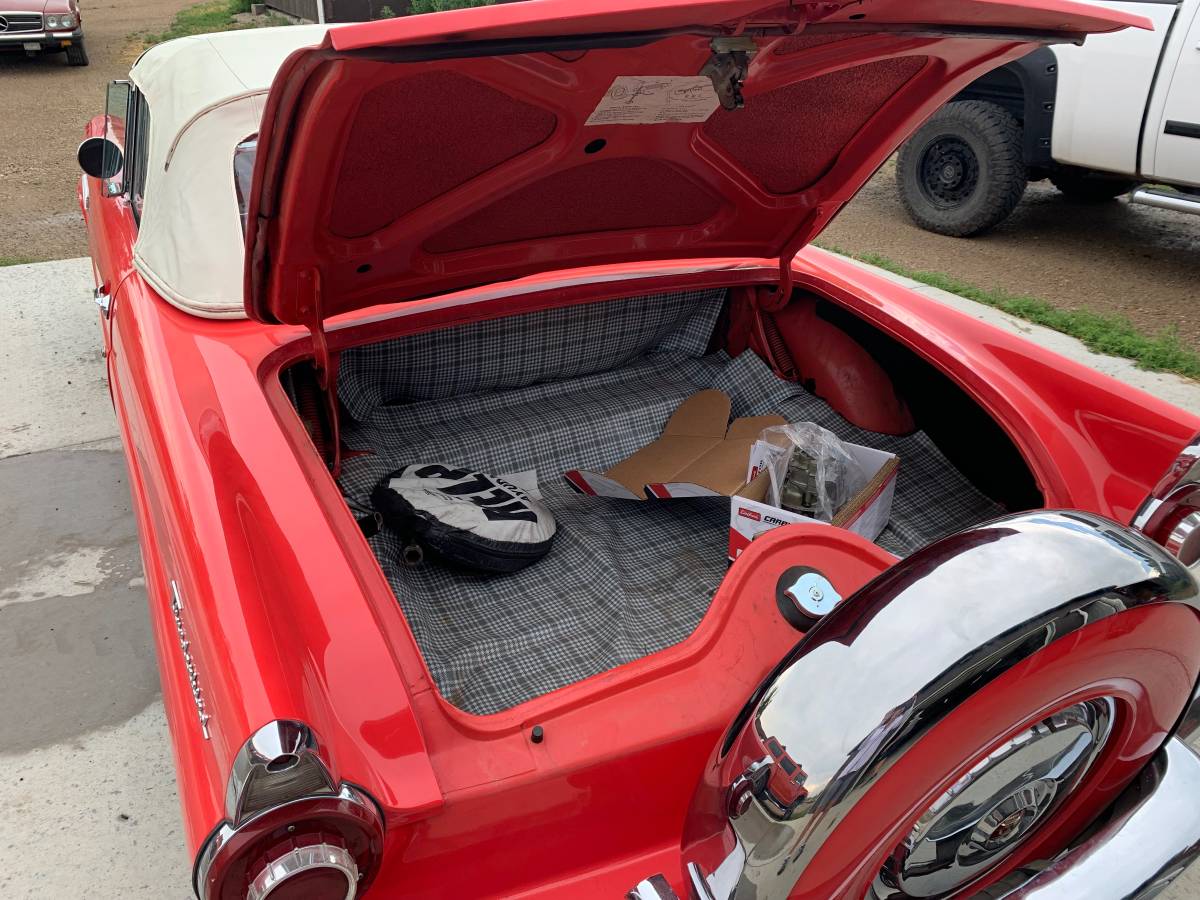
[78,2,1200,898]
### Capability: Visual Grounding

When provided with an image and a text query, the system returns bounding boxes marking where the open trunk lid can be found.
[244,0,1147,332]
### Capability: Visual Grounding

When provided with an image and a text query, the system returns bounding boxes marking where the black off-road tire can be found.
[66,39,89,67]
[896,100,1026,237]
[1050,168,1136,202]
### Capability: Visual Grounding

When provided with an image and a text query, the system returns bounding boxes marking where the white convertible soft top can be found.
[131,26,330,319]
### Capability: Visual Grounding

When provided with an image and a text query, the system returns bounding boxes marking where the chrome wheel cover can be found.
[873,698,1115,898]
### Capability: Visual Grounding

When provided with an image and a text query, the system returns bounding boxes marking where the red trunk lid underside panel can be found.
[243,0,1147,327]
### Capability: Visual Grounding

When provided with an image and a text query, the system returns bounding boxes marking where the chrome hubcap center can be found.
[985,807,1032,846]
[873,698,1115,898]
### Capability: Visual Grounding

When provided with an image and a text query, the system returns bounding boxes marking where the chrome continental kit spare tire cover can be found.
[681,510,1200,900]
[371,464,557,573]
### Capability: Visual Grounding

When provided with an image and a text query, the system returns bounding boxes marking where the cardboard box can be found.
[564,390,786,499]
[561,389,897,559]
[729,439,898,560]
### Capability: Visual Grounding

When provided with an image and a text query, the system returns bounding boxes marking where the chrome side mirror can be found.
[77,136,123,180]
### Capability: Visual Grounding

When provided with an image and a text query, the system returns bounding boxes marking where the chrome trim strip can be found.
[170,580,211,740]
[697,510,1199,899]
[0,25,82,43]
[996,738,1200,898]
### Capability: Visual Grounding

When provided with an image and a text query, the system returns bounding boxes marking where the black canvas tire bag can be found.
[371,464,557,573]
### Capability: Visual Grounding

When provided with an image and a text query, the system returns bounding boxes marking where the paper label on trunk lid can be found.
[585,76,720,126]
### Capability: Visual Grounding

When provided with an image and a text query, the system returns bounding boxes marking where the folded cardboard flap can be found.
[564,390,787,499]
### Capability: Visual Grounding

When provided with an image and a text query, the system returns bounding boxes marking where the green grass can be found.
[0,256,37,267]
[815,243,1200,380]
[408,0,495,12]
[139,0,291,47]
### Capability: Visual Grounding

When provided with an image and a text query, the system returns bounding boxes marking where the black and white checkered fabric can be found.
[335,289,1004,714]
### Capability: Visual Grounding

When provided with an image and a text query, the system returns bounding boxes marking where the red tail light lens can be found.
[1134,437,1200,569]
[246,838,360,900]
[195,786,384,900]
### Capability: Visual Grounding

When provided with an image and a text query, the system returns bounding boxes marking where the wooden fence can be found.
[265,0,410,23]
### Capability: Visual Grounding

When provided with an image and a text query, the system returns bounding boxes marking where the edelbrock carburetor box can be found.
[728,438,898,561]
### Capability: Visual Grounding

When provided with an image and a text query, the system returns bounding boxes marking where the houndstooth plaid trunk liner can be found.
[332,288,1004,715]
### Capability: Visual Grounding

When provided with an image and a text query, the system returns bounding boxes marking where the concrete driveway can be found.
[1,257,1199,898]
[0,258,191,898]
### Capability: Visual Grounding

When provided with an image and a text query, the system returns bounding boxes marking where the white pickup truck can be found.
[896,0,1200,235]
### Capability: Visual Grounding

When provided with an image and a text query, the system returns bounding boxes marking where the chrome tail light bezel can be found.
[1134,435,1200,573]
[225,720,337,826]
[193,720,385,900]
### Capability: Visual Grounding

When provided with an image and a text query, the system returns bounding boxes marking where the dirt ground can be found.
[0,0,193,262]
[825,159,1200,351]
[2,16,1199,349]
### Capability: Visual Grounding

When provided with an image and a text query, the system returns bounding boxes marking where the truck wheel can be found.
[897,100,1026,237]
[1050,169,1136,202]
[66,40,89,67]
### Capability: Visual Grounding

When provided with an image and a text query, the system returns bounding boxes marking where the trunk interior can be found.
[289,285,1040,715]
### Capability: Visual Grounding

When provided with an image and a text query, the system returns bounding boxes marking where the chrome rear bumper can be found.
[993,737,1200,899]
[629,737,1200,900]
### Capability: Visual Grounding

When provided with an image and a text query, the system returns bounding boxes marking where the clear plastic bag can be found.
[755,422,868,522]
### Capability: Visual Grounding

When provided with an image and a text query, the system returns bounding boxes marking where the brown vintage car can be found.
[0,0,87,65]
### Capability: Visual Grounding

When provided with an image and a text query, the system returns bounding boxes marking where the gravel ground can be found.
[0,0,193,262]
[824,159,1200,352]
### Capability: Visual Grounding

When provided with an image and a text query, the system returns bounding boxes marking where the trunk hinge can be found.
[701,36,758,110]
[755,254,795,314]
[298,268,343,477]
